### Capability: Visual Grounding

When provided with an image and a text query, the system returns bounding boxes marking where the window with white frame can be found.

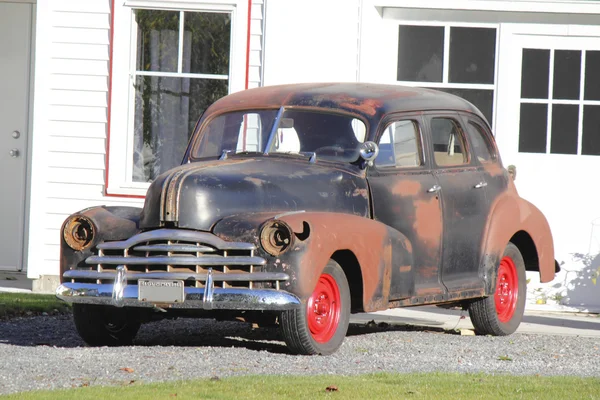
[132,9,231,182]
[107,1,248,195]
[518,49,600,155]
[396,24,498,126]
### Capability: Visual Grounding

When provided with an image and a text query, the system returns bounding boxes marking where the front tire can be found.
[73,304,142,346]
[469,242,526,335]
[280,260,350,355]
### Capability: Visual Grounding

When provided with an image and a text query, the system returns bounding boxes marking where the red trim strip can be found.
[245,0,252,90]
[105,1,145,199]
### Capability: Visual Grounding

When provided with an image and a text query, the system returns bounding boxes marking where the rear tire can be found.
[469,242,526,335]
[280,260,350,355]
[73,304,141,346]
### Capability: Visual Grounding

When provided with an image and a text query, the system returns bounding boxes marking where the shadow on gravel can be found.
[0,315,454,353]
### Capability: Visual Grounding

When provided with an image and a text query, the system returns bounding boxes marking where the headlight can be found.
[260,220,294,256]
[63,215,95,251]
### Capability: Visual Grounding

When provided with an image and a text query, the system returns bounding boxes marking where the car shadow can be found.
[0,314,452,353]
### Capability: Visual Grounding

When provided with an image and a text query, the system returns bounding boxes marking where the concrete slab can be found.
[0,272,31,291]
[352,306,600,338]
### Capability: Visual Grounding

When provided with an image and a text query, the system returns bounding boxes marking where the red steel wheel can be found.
[468,242,526,336]
[494,256,519,323]
[307,273,342,343]
[279,259,350,355]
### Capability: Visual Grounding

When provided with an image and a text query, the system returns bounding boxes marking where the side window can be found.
[465,121,496,163]
[375,120,421,168]
[431,118,468,166]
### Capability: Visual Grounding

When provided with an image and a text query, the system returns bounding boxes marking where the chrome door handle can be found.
[474,181,488,189]
[427,184,441,193]
[9,148,19,158]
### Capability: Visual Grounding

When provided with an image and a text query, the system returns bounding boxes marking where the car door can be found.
[426,113,490,293]
[459,113,508,209]
[367,114,445,300]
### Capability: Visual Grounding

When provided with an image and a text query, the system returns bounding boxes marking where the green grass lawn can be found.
[3,373,599,400]
[0,293,70,319]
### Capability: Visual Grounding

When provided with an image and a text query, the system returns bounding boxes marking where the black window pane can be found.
[436,88,494,125]
[449,27,496,84]
[135,10,179,73]
[585,51,600,101]
[521,49,550,99]
[582,105,600,156]
[550,104,579,154]
[553,50,581,100]
[397,25,444,82]
[183,12,231,75]
[519,103,547,153]
[133,76,228,182]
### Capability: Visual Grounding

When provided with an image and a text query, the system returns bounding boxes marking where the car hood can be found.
[139,157,369,231]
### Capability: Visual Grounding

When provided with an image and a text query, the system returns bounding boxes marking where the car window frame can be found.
[370,113,427,174]
[458,112,499,164]
[424,112,474,169]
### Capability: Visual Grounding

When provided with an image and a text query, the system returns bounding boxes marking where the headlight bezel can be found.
[259,220,294,256]
[63,215,95,251]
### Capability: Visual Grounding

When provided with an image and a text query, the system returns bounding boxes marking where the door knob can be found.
[9,149,19,157]
[12,131,20,139]
[427,184,441,193]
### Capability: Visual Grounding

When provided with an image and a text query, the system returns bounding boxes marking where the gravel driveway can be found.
[1,314,599,394]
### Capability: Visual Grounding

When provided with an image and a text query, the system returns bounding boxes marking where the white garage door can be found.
[496,25,600,309]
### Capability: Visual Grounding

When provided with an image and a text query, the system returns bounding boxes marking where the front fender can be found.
[59,206,141,282]
[213,211,413,312]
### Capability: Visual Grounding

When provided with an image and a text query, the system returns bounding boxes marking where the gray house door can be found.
[0,2,33,271]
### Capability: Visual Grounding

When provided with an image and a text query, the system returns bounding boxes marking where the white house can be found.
[2,0,600,311]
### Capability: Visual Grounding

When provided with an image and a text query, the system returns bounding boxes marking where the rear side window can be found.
[375,120,422,168]
[431,118,468,166]
[465,121,496,163]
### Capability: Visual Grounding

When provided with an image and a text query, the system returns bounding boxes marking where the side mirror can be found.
[359,141,379,168]
[508,164,517,181]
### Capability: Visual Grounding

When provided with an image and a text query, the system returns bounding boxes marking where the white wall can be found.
[27,0,264,280]
[262,0,360,85]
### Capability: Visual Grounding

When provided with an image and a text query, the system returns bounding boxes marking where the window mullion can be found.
[546,49,555,154]
[443,25,450,83]
[177,11,184,74]
[577,50,586,155]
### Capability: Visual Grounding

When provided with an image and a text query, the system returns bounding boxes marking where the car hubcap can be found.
[495,256,518,323]
[307,273,341,343]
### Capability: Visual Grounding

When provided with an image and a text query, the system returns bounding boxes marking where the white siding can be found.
[248,0,265,89]
[28,0,142,280]
[28,0,264,280]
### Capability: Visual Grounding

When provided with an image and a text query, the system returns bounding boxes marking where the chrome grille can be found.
[64,229,285,289]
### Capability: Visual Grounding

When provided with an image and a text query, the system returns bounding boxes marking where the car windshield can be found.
[192,108,367,162]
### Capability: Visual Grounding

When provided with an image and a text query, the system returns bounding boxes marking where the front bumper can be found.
[56,282,301,311]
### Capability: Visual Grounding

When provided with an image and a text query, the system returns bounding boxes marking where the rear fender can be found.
[481,191,555,294]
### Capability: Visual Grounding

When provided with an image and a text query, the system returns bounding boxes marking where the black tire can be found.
[280,259,351,355]
[72,304,142,346]
[469,242,526,335]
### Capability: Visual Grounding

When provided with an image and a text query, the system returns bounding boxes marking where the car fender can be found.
[213,211,414,312]
[59,206,141,282]
[481,185,555,294]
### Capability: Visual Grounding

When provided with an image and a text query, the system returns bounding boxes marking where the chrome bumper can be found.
[56,282,301,311]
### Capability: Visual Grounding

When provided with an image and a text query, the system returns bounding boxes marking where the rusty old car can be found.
[56,83,556,355]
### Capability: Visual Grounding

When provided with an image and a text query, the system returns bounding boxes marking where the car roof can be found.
[203,82,488,126]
